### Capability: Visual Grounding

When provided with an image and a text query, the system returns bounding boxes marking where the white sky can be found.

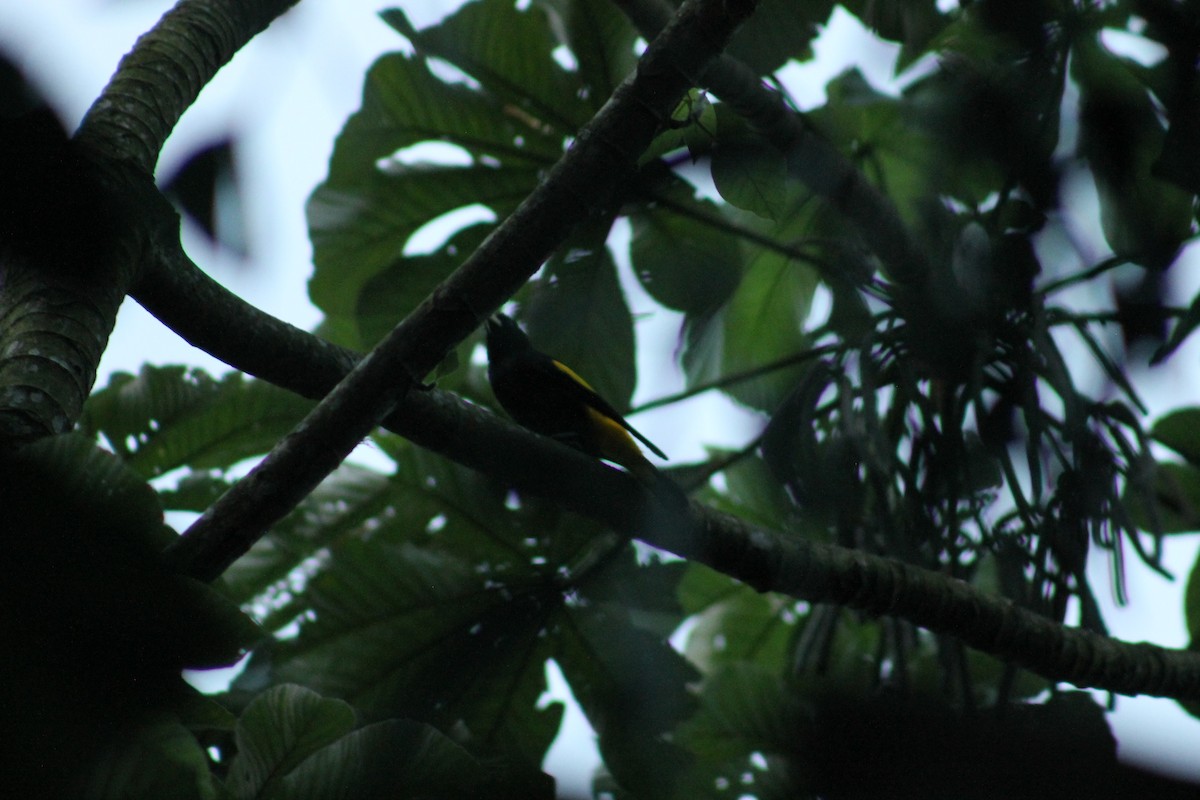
[3,0,1199,791]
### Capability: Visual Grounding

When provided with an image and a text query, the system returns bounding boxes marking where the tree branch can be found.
[0,0,298,445]
[147,258,1200,699]
[0,122,155,442]
[137,204,1200,699]
[77,0,301,171]
[162,0,762,582]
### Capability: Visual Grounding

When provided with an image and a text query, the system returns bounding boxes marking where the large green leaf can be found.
[555,605,699,798]
[227,440,696,787]
[383,436,529,541]
[1122,460,1200,536]
[223,687,514,799]
[899,0,1068,210]
[236,539,565,767]
[83,366,313,479]
[0,436,257,793]
[1,434,259,671]
[842,0,948,71]
[220,464,395,610]
[1154,289,1200,365]
[355,223,492,349]
[1152,408,1200,466]
[711,137,789,222]
[522,220,637,412]
[1074,35,1193,269]
[383,0,592,135]
[309,160,536,344]
[225,685,356,799]
[534,0,639,107]
[219,445,554,764]
[681,225,817,412]
[815,69,947,221]
[723,0,831,75]
[311,0,585,341]
[83,717,218,800]
[677,563,797,673]
[630,168,744,315]
[674,664,808,800]
[271,719,494,800]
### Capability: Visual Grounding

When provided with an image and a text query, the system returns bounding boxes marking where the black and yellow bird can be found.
[485,313,667,482]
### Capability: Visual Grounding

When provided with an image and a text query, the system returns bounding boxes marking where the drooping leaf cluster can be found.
[56,0,1200,796]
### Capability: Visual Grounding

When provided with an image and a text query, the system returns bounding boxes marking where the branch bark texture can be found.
[0,0,299,445]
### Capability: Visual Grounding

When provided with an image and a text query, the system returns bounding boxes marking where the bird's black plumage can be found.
[484,313,666,477]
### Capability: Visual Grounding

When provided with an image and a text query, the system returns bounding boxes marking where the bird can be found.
[484,312,667,482]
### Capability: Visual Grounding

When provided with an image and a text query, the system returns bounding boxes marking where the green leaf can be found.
[1184,553,1200,719]
[220,463,395,609]
[1074,36,1193,269]
[711,136,788,221]
[1187,546,1200,646]
[1153,409,1200,466]
[229,438,699,790]
[555,606,700,798]
[1153,289,1200,365]
[577,550,689,640]
[83,365,218,462]
[903,14,1063,208]
[640,90,719,166]
[675,664,808,799]
[682,236,817,412]
[309,162,536,345]
[272,719,490,800]
[307,12,566,339]
[823,70,941,216]
[84,366,313,478]
[630,168,744,315]
[723,451,797,530]
[534,0,639,107]
[1123,460,1200,535]
[159,471,232,513]
[677,563,797,673]
[0,436,258,791]
[83,717,217,800]
[964,649,1052,705]
[375,439,537,565]
[383,0,592,135]
[842,0,947,71]
[523,220,637,412]
[1,434,258,669]
[723,0,828,75]
[225,685,356,800]
[355,223,492,349]
[172,576,265,669]
[236,540,564,767]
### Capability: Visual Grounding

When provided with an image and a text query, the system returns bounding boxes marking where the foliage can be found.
[30,0,1200,796]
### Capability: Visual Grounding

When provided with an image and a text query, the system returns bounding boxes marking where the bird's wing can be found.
[549,359,668,460]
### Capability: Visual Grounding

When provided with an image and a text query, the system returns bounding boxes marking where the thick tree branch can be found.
[163,0,762,582]
[77,0,301,171]
[136,249,1200,699]
[0,0,298,445]
[616,0,929,287]
[0,123,156,442]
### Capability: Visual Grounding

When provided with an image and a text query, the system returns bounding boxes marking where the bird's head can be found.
[484,312,531,361]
